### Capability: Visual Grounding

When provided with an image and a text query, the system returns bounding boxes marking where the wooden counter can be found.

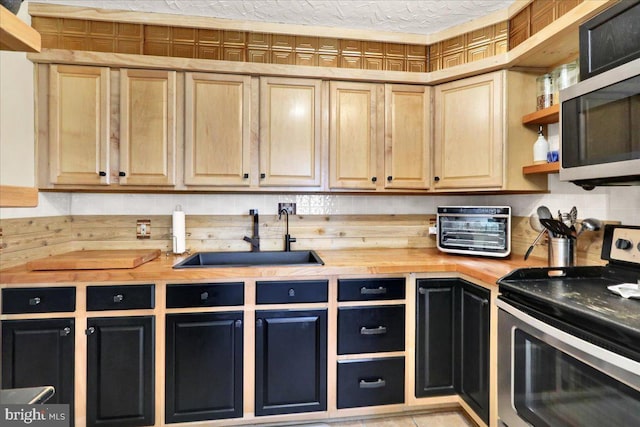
[0,248,546,286]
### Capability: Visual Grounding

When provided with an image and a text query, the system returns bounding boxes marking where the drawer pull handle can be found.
[60,327,71,336]
[288,288,296,297]
[360,286,387,295]
[113,294,124,303]
[359,378,386,389]
[360,326,387,335]
[29,297,41,306]
[85,327,95,336]
[200,291,209,301]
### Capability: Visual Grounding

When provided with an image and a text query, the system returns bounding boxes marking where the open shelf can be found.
[522,104,560,125]
[522,162,559,175]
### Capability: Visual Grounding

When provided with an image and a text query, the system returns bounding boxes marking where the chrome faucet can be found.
[279,208,297,252]
[243,209,260,252]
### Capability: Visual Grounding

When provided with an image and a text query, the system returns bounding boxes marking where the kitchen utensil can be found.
[569,206,578,225]
[537,205,553,220]
[524,228,547,260]
[540,218,575,239]
[577,218,602,237]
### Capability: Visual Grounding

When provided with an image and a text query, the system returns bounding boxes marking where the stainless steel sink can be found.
[172,250,324,268]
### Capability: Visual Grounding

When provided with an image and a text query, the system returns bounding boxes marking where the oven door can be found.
[497,300,640,427]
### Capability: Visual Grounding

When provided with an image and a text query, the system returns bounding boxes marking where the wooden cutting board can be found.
[27,249,161,270]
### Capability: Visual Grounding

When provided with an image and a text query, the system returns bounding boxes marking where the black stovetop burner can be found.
[498,224,640,360]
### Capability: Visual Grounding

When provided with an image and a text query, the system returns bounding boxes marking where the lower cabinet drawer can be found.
[337,357,405,409]
[256,280,328,304]
[87,285,155,311]
[1,287,76,314]
[338,305,405,354]
[166,282,244,308]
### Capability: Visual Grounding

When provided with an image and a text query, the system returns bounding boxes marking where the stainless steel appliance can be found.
[437,206,511,257]
[497,224,640,427]
[560,58,640,189]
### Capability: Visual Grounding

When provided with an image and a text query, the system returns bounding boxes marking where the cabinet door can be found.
[165,312,243,423]
[1,319,75,413]
[330,81,382,189]
[458,282,490,425]
[385,84,431,189]
[184,73,251,186]
[48,64,110,185]
[260,77,322,187]
[120,69,177,186]
[434,71,503,189]
[86,316,154,427]
[415,279,456,397]
[255,309,327,416]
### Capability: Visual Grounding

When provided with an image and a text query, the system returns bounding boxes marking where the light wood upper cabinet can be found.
[260,77,322,187]
[119,69,177,186]
[434,72,503,190]
[48,64,110,186]
[433,70,547,191]
[330,81,382,190]
[184,73,251,186]
[385,84,431,190]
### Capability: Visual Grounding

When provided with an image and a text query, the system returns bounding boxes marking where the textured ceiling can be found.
[33,1,515,35]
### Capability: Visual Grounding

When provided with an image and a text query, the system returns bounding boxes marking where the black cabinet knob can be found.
[260,173,266,179]
[243,173,249,179]
[387,176,393,181]
[434,176,440,182]
[99,171,107,177]
[119,171,126,177]
[371,176,377,182]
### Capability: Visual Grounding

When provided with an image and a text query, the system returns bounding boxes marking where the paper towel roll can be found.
[172,205,186,254]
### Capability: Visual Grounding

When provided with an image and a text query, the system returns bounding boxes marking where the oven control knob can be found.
[615,238,633,250]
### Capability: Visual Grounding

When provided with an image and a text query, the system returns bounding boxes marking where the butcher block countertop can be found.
[0,248,547,286]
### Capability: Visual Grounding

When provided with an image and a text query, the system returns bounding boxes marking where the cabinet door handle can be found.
[200,291,209,301]
[260,173,266,179]
[482,299,489,306]
[371,176,377,182]
[85,327,95,335]
[99,171,107,177]
[387,176,393,181]
[60,327,72,336]
[359,378,386,389]
[360,286,387,295]
[119,171,126,177]
[434,176,440,182]
[418,288,427,295]
[360,326,387,335]
[235,319,242,328]
[113,294,124,303]
[256,319,263,328]
[28,297,41,306]
[243,173,249,179]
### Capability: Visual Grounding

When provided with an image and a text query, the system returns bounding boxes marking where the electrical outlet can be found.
[278,202,296,215]
[136,219,151,239]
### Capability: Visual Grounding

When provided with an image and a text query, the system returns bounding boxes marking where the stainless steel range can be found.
[497,224,640,427]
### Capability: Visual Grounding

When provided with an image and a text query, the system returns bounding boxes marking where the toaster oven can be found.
[436,206,511,257]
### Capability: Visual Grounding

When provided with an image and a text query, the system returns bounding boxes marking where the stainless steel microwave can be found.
[560,58,640,189]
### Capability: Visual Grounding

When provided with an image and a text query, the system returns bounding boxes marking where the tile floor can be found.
[290,411,474,427]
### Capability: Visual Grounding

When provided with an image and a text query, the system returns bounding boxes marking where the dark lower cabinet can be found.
[415,279,456,397]
[457,281,490,425]
[255,309,327,416]
[86,316,155,427]
[415,278,490,425]
[165,312,243,423]
[1,318,75,419]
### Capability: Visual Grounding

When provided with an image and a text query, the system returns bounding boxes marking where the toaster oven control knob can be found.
[615,238,633,250]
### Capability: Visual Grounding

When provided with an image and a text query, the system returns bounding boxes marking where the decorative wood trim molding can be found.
[0,5,41,52]
[0,185,39,207]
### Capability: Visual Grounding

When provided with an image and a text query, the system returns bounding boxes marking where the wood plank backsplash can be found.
[0,214,606,270]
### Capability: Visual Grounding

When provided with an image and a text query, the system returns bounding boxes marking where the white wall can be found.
[0,5,35,188]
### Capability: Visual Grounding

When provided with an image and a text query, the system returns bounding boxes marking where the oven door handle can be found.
[497,299,640,385]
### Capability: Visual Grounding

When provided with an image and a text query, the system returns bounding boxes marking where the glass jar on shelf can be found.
[536,73,553,110]
[552,60,579,105]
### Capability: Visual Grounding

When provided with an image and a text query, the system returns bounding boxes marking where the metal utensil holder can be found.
[548,237,577,267]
